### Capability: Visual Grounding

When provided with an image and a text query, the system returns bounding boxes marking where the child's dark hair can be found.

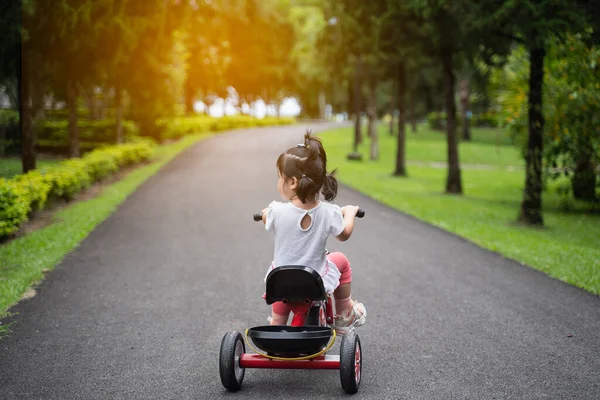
[276,130,338,204]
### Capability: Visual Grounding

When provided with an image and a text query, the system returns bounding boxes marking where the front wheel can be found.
[340,331,362,394]
[219,331,245,391]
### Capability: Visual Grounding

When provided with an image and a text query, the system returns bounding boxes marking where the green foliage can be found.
[0,179,29,238]
[82,152,119,182]
[44,159,93,201]
[12,171,52,212]
[160,115,296,140]
[39,120,138,143]
[102,140,155,167]
[0,109,19,125]
[0,109,20,155]
[0,140,155,239]
[495,32,600,201]
[427,112,445,130]
[543,32,600,201]
[427,111,499,130]
[43,108,90,120]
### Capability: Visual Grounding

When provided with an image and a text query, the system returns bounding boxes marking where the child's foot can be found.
[333,300,367,334]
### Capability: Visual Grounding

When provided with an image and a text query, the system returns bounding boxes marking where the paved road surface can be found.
[1,124,599,399]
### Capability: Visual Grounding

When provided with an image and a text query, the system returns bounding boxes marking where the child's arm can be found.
[261,208,268,225]
[336,205,359,242]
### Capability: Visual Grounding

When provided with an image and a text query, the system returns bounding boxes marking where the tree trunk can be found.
[394,63,407,176]
[184,82,195,115]
[20,27,36,173]
[441,47,462,194]
[367,76,378,160]
[30,76,44,120]
[353,59,363,150]
[67,79,80,158]
[388,80,395,135]
[518,46,545,225]
[459,79,471,141]
[318,90,326,120]
[409,91,418,133]
[115,85,124,144]
[388,102,395,135]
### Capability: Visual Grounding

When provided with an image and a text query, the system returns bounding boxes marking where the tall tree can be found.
[380,0,427,176]
[483,0,591,225]
[409,1,463,193]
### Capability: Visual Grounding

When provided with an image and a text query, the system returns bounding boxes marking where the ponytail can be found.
[296,174,315,204]
[321,170,338,201]
[304,131,327,167]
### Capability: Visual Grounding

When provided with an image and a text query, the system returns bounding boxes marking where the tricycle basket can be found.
[247,325,333,357]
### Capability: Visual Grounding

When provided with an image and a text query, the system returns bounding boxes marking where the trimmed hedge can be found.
[0,180,29,238]
[0,109,19,125]
[0,110,20,155]
[2,118,140,156]
[34,120,139,155]
[0,139,155,239]
[160,115,296,140]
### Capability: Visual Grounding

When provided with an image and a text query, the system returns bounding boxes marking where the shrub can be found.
[12,170,52,212]
[43,159,93,201]
[159,115,295,140]
[35,120,139,155]
[82,139,155,180]
[0,179,29,238]
[0,110,20,155]
[427,112,446,130]
[83,151,120,181]
[0,140,156,239]
[0,109,19,125]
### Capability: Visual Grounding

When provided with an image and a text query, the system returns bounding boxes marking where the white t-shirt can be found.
[264,200,345,293]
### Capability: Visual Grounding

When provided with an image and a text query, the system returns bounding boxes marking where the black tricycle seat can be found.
[264,265,327,305]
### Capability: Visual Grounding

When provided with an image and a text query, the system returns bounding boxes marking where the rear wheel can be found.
[306,303,326,326]
[340,331,362,393]
[219,331,245,391]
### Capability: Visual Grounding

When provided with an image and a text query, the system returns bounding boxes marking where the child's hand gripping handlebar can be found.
[253,209,365,221]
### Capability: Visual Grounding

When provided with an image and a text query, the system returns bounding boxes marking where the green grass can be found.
[377,124,523,168]
[320,124,600,295]
[0,158,61,179]
[0,133,213,336]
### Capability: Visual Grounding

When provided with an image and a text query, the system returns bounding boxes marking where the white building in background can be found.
[194,96,302,118]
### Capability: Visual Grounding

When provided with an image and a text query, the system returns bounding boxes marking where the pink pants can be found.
[272,252,352,316]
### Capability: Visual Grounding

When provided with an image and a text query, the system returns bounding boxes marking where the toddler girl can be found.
[260,131,367,334]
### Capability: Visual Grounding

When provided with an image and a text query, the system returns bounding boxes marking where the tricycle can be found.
[218,209,365,394]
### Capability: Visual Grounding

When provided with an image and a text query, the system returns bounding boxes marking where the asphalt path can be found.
[1,123,599,399]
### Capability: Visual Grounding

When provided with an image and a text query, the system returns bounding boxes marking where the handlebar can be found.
[253,208,365,221]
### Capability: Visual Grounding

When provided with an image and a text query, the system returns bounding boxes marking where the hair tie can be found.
[297,143,305,148]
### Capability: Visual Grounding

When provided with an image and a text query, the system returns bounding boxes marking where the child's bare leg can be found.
[334,283,353,318]
[270,301,291,325]
[328,252,354,317]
